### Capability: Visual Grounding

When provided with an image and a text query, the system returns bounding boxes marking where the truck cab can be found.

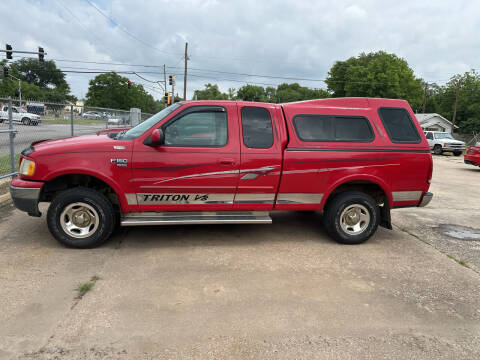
[10,98,433,248]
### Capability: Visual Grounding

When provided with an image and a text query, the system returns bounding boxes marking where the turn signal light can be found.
[19,159,36,176]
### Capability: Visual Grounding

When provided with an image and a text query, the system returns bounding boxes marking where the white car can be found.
[424,131,465,156]
[0,106,41,126]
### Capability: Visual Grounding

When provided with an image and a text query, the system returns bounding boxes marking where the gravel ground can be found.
[0,156,479,359]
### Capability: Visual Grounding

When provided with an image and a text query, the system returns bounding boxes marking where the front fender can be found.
[43,168,128,211]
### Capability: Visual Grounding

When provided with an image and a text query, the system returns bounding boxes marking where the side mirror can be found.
[146,128,164,146]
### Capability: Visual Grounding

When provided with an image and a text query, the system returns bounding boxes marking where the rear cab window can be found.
[241,106,274,148]
[293,115,374,142]
[378,107,421,143]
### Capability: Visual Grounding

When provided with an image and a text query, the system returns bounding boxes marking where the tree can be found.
[193,83,228,100]
[428,71,480,134]
[274,83,330,103]
[236,85,267,102]
[325,51,424,110]
[85,72,157,113]
[236,83,330,103]
[0,59,74,103]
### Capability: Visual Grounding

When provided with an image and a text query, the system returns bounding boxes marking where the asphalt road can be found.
[0,156,479,359]
[0,122,106,155]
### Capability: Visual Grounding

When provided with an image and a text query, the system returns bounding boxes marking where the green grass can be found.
[76,275,100,298]
[0,153,20,177]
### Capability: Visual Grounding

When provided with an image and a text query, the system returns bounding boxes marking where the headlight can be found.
[443,143,448,147]
[19,158,36,176]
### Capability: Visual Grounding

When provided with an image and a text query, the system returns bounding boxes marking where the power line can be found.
[83,0,182,57]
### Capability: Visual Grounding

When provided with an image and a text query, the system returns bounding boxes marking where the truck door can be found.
[425,132,434,148]
[233,104,284,210]
[131,104,240,211]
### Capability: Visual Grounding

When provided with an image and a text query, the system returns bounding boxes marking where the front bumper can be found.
[418,192,433,207]
[10,179,43,217]
[443,146,465,152]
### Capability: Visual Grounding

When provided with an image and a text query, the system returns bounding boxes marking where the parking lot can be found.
[0,156,479,359]
[0,122,106,155]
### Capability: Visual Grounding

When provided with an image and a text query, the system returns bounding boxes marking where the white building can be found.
[414,113,458,133]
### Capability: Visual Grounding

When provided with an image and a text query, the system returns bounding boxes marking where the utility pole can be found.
[451,81,461,134]
[8,73,22,104]
[422,82,428,113]
[171,76,175,104]
[163,64,167,95]
[183,42,189,101]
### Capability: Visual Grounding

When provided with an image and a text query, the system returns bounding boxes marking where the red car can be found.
[10,98,433,248]
[464,145,480,167]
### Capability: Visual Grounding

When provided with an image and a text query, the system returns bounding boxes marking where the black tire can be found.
[22,117,31,126]
[47,187,116,248]
[323,191,380,245]
[453,151,462,156]
[433,145,443,155]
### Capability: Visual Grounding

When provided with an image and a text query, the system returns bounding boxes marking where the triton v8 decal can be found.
[135,193,235,205]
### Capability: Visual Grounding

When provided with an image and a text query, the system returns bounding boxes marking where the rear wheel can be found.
[453,151,462,156]
[323,191,380,245]
[433,145,443,155]
[47,187,116,248]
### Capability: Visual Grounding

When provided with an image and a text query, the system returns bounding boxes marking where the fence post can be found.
[70,105,74,136]
[8,97,15,176]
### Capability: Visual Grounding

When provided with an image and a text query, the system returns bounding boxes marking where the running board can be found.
[121,211,272,226]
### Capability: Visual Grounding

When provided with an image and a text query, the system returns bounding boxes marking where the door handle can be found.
[220,159,235,166]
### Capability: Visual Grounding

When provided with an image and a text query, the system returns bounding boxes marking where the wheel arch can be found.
[41,170,126,211]
[320,175,392,230]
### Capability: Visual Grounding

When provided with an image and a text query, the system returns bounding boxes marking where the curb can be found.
[0,192,12,208]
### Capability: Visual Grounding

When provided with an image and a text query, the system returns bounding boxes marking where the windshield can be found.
[120,103,183,140]
[435,133,454,139]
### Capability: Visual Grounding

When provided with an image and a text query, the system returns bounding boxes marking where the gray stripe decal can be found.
[234,193,275,205]
[392,191,422,202]
[276,193,323,204]
[125,193,137,205]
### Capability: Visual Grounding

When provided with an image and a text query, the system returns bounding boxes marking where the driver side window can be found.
[164,109,228,147]
[426,132,433,140]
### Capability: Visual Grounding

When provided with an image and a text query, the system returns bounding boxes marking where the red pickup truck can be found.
[10,97,433,248]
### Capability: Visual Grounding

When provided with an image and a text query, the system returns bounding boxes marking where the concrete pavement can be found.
[0,156,479,359]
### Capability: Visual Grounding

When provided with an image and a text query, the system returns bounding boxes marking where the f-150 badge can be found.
[110,158,128,167]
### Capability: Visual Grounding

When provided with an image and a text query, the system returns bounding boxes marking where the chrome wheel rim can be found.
[60,202,99,238]
[340,204,370,235]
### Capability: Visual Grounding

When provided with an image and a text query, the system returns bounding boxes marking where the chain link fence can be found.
[0,97,153,179]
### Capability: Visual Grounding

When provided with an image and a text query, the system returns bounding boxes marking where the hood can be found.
[27,133,131,157]
[440,138,465,145]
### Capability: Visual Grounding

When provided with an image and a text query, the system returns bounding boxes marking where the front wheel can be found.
[323,191,380,245]
[433,145,443,155]
[47,187,116,248]
[22,117,31,126]
[453,151,462,156]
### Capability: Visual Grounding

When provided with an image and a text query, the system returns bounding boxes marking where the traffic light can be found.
[5,44,12,59]
[127,80,132,89]
[169,75,174,85]
[38,47,44,62]
[3,66,8,78]
[164,92,168,102]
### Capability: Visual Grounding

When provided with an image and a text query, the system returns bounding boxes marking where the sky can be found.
[1,0,478,101]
